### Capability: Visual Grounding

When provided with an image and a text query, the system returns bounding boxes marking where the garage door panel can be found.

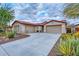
[46,26,62,33]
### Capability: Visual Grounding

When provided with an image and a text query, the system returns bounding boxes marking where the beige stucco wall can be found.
[61,24,66,33]
[46,22,63,25]
[25,25,35,33]
[44,25,46,32]
[12,22,35,34]
[12,22,26,34]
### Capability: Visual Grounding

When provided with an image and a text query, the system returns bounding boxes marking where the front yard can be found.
[48,32,79,56]
[1,31,79,56]
[0,31,29,44]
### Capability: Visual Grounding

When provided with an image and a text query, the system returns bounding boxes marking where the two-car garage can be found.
[46,25,62,33]
[44,20,66,34]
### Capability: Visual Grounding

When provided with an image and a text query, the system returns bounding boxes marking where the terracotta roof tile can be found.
[12,20,66,26]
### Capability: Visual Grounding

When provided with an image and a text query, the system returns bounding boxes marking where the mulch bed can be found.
[48,38,61,56]
[0,34,30,45]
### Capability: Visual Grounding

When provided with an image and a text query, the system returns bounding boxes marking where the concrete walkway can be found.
[0,33,61,56]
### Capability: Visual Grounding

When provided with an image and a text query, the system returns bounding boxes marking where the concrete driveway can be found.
[0,33,61,56]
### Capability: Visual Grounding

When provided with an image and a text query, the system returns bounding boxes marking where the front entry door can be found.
[36,26,43,32]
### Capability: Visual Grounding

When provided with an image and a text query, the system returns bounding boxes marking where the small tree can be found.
[0,7,14,32]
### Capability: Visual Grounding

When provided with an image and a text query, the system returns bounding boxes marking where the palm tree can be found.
[0,7,14,32]
[64,3,79,19]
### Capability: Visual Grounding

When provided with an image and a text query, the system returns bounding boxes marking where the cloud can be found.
[1,3,74,24]
[12,3,65,21]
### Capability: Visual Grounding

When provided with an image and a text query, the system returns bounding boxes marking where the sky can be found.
[0,3,79,25]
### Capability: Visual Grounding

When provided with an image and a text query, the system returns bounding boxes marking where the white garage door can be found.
[46,26,62,33]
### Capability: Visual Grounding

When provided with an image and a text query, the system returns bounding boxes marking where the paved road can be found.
[0,33,61,56]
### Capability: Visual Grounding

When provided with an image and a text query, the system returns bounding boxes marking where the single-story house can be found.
[12,20,66,34]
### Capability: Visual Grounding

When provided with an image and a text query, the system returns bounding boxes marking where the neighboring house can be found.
[75,24,79,32]
[66,23,79,33]
[66,24,75,33]
[66,24,71,33]
[12,20,66,34]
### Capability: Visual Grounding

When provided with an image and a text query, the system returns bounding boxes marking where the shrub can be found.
[58,33,79,56]
[6,31,16,38]
[74,32,79,39]
[0,29,4,32]
[0,32,5,36]
[0,29,5,36]
[58,39,79,56]
[58,40,73,56]
[60,33,74,41]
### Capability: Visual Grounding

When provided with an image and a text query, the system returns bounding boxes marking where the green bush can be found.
[0,29,5,36]
[74,32,79,39]
[6,31,16,38]
[0,32,5,36]
[0,29,4,32]
[60,33,74,41]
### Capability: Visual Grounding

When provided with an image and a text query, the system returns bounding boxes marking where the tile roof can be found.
[12,20,66,26]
